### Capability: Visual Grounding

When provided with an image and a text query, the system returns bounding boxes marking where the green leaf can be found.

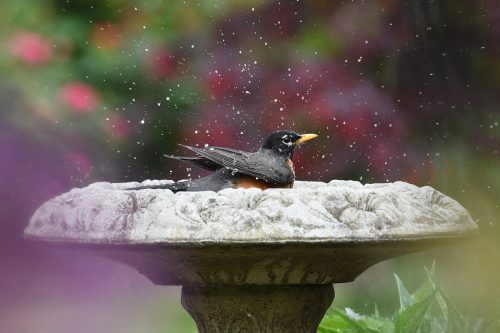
[319,265,490,333]
[428,260,436,276]
[423,267,448,323]
[394,274,414,309]
[374,303,380,317]
[362,315,395,333]
[320,309,362,333]
[443,293,466,333]
[424,271,464,333]
[412,268,437,303]
[411,277,435,303]
[395,290,436,333]
[321,308,395,333]
[329,308,366,332]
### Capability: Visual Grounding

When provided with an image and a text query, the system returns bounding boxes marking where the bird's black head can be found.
[260,130,318,159]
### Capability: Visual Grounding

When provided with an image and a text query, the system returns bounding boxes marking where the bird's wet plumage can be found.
[128,130,317,192]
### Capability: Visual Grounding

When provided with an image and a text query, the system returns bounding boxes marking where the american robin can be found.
[128,130,318,192]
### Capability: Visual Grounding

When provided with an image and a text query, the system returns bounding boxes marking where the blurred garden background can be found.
[0,0,499,332]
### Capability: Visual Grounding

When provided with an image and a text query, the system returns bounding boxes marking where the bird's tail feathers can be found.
[163,154,222,171]
[125,181,189,192]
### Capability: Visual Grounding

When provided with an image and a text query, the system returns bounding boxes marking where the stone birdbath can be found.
[25,180,478,333]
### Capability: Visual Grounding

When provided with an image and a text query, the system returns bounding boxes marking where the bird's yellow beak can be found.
[295,133,318,145]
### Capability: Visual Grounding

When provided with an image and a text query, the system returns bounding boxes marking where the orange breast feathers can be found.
[287,159,295,177]
[236,178,292,189]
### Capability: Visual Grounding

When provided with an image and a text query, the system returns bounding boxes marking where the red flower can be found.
[9,31,53,65]
[145,49,175,79]
[59,82,100,112]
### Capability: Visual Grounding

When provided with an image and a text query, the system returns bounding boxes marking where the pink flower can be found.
[59,82,100,112]
[145,49,175,79]
[9,31,53,65]
[102,113,131,140]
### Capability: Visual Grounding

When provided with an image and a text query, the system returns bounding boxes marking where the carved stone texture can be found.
[24,180,478,333]
[26,180,477,244]
[181,285,334,333]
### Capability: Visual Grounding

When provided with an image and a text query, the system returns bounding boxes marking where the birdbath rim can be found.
[24,231,478,246]
[25,179,478,246]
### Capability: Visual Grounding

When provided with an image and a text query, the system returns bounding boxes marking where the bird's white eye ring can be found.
[282,137,291,144]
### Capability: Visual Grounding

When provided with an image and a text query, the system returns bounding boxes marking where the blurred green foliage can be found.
[320,266,500,333]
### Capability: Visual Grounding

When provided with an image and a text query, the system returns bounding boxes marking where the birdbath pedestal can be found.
[24,180,478,333]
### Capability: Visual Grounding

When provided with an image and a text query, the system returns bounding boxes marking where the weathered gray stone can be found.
[25,180,477,244]
[24,180,478,333]
[181,285,334,333]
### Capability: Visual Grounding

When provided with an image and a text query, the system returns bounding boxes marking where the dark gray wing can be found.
[163,154,222,171]
[179,145,293,184]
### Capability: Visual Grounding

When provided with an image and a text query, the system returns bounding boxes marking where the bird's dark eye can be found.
[282,137,291,144]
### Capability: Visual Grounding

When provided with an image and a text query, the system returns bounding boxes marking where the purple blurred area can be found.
[0,127,172,332]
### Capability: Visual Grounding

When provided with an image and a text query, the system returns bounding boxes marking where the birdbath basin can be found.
[25,180,478,333]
